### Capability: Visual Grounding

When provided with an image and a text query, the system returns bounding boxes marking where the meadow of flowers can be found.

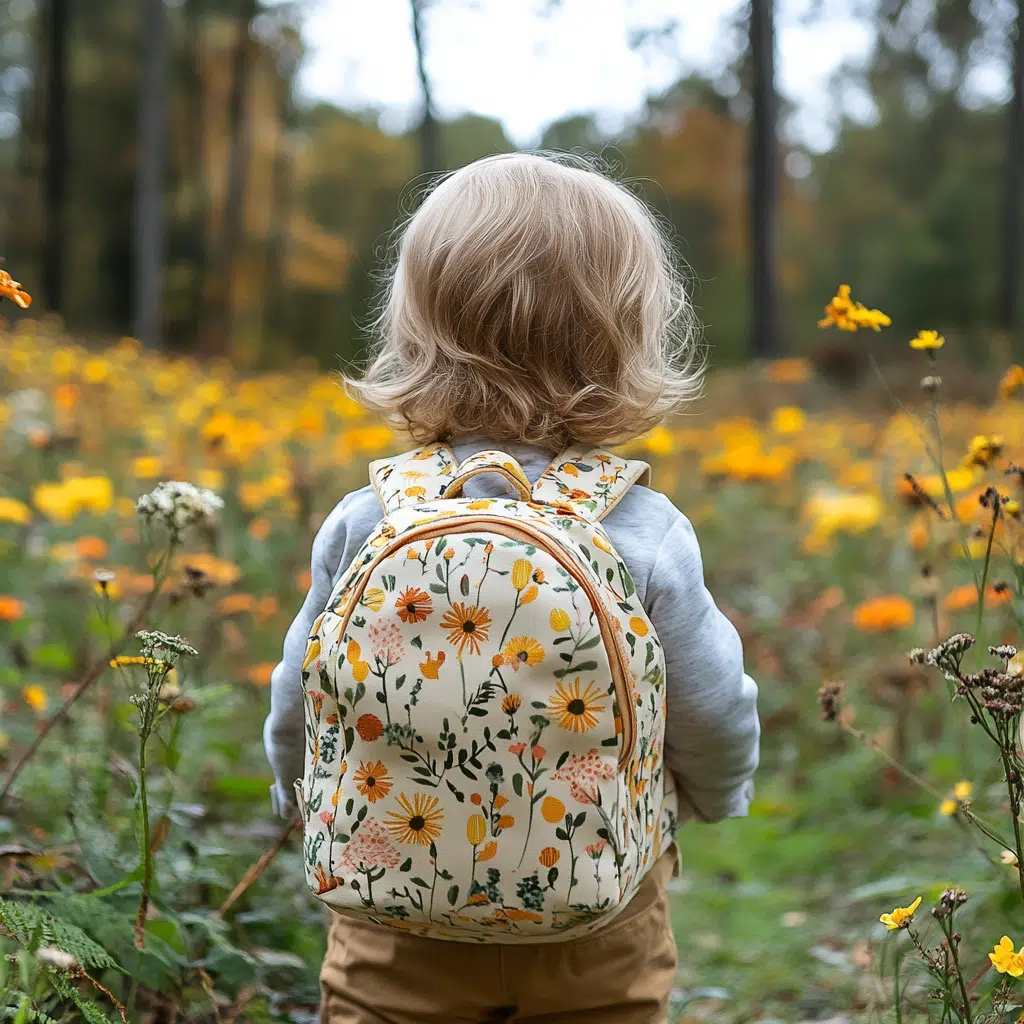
[2,283,1024,1020]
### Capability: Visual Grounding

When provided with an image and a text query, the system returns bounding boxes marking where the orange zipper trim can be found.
[334,514,637,769]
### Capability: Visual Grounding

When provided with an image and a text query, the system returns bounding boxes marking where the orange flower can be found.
[496,814,516,830]
[0,269,31,309]
[851,596,914,633]
[217,593,257,615]
[355,713,384,741]
[248,517,272,541]
[396,586,433,624]
[476,841,497,862]
[943,584,1012,612]
[547,677,607,732]
[247,663,274,686]
[440,603,492,658]
[419,650,446,679]
[541,796,565,824]
[255,595,279,622]
[354,760,393,804]
[0,596,25,622]
[75,536,108,561]
[538,846,560,867]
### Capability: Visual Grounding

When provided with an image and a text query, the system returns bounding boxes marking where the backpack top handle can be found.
[441,450,532,501]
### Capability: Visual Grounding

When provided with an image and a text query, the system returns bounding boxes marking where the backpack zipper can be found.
[331,514,637,770]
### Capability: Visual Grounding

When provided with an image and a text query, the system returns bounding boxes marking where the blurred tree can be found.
[409,0,439,178]
[133,0,169,346]
[41,0,68,314]
[1001,0,1022,345]
[203,0,258,355]
[749,0,778,358]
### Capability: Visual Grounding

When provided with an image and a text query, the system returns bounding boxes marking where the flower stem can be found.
[999,746,1024,902]
[134,719,153,950]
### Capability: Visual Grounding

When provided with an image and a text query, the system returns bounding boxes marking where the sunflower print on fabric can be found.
[297,445,677,943]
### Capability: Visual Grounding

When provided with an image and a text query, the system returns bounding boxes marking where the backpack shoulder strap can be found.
[368,442,458,514]
[532,445,652,521]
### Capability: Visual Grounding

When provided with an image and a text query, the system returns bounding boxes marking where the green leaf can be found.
[212,775,275,798]
[29,644,74,673]
[429,583,447,595]
[409,877,430,888]
[145,918,186,955]
[447,885,459,906]
[512,774,523,797]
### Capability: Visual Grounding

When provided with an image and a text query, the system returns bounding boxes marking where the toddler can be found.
[264,152,760,1024]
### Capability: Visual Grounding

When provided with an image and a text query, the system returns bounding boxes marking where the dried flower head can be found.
[920,375,942,392]
[136,630,198,663]
[990,645,1018,662]
[817,681,844,722]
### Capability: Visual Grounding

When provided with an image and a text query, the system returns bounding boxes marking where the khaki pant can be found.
[319,850,678,1024]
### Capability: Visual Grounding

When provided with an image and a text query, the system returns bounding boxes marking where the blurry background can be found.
[0,0,1020,370]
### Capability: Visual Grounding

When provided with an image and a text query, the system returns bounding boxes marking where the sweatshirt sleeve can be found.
[263,497,351,817]
[645,512,761,823]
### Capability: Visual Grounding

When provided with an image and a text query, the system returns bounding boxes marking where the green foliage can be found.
[0,899,121,974]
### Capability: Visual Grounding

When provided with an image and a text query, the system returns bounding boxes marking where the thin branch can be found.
[215,817,300,918]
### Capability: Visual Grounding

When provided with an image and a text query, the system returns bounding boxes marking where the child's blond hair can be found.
[346,152,702,450]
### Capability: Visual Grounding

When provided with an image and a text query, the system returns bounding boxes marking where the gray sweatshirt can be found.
[263,440,760,823]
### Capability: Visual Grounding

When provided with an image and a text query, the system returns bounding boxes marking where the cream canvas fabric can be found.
[295,443,678,943]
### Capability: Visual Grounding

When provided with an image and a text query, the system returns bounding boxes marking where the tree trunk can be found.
[42,0,69,315]
[1000,0,1023,350]
[184,0,208,350]
[410,0,439,176]
[203,0,257,356]
[262,74,295,349]
[749,0,779,359]
[133,0,169,346]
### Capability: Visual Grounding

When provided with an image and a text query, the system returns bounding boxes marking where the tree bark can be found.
[203,0,257,356]
[1000,0,1023,349]
[410,0,439,176]
[749,0,779,359]
[42,0,70,315]
[133,0,170,346]
[184,0,209,350]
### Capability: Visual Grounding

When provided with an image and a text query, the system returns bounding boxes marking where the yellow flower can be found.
[110,656,154,668]
[22,685,47,713]
[467,814,487,846]
[501,636,545,671]
[132,456,162,480]
[1001,849,1019,866]
[519,585,539,606]
[363,588,386,612]
[1005,499,1021,517]
[964,434,1003,468]
[953,780,972,801]
[547,677,607,733]
[990,936,1024,977]
[593,535,614,554]
[384,792,444,846]
[910,329,945,351]
[549,608,572,632]
[0,498,31,525]
[879,895,921,930]
[629,616,649,637]
[771,407,806,435]
[511,559,533,591]
[939,799,958,816]
[818,284,891,332]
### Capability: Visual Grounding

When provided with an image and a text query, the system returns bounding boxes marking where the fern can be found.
[46,971,115,1024]
[0,899,121,973]
[0,1004,61,1023]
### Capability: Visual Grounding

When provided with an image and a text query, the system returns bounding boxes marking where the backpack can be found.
[295,443,679,942]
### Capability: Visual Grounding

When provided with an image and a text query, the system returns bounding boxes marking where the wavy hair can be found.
[345,151,703,450]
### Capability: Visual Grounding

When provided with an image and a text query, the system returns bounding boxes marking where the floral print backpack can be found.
[296,443,678,942]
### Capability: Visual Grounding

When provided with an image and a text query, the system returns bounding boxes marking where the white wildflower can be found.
[136,481,223,539]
